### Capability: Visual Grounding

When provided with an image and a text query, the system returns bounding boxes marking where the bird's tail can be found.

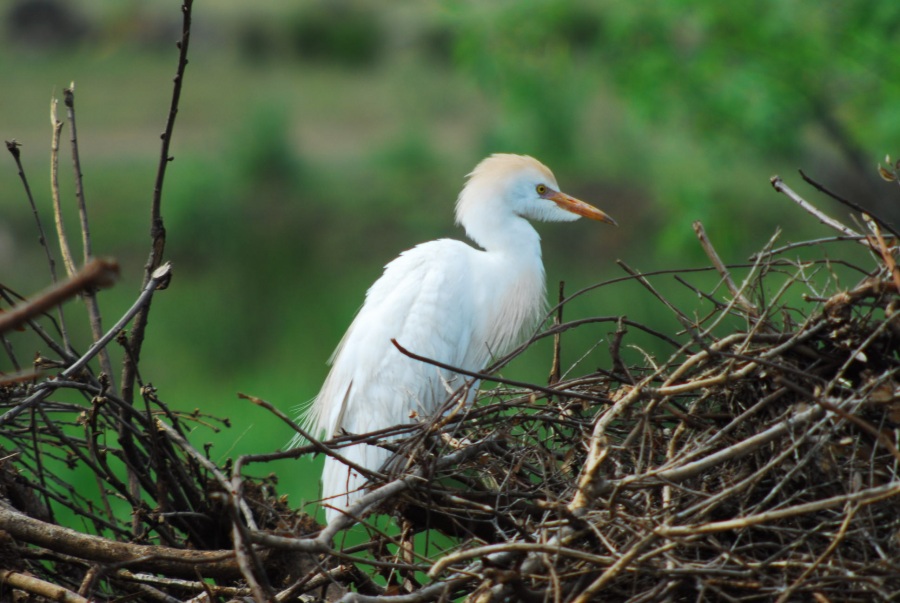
[288,396,321,450]
[321,441,391,524]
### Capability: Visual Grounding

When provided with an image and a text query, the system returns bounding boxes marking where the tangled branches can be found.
[4,130,900,601]
[375,177,900,602]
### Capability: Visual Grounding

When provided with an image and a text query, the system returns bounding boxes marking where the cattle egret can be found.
[297,154,616,522]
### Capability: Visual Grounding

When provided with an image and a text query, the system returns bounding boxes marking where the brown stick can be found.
[121,0,194,407]
[548,280,564,385]
[62,84,118,395]
[49,98,76,278]
[692,221,758,317]
[0,504,242,579]
[770,176,868,245]
[0,569,89,603]
[0,258,119,334]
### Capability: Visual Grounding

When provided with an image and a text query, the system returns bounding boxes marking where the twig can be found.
[770,175,868,244]
[62,85,92,263]
[0,263,171,427]
[800,168,900,240]
[153,419,257,531]
[62,84,117,394]
[115,0,193,537]
[775,502,858,603]
[616,259,702,343]
[570,532,659,603]
[658,481,900,536]
[0,503,240,579]
[391,339,609,405]
[116,571,252,599]
[122,0,194,407]
[49,97,76,278]
[862,213,900,292]
[428,542,614,578]
[0,258,119,334]
[619,403,824,487]
[335,578,467,603]
[239,392,385,482]
[549,281,564,385]
[692,220,758,317]
[5,138,73,349]
[0,569,89,603]
[750,234,880,260]
[6,140,61,291]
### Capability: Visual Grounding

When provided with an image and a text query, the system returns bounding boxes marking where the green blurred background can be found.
[2,0,899,519]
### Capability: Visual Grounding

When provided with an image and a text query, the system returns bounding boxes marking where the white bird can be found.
[298,154,616,523]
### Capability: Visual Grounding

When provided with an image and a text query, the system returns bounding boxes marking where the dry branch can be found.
[0,503,241,579]
[0,258,119,335]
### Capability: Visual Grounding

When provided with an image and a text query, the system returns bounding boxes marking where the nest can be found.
[350,179,900,603]
[5,166,900,603]
[1,4,900,596]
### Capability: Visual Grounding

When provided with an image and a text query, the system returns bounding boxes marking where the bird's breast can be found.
[471,251,546,359]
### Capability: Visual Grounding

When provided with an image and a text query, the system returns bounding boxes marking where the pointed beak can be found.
[548,191,618,226]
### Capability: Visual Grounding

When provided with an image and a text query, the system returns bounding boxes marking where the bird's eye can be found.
[536,184,547,195]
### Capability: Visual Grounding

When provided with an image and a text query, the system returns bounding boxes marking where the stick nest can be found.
[3,175,900,603]
[389,239,900,602]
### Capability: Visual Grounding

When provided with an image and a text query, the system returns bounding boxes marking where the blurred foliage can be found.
[448,2,596,164]
[595,2,900,161]
[445,0,900,256]
[287,1,383,67]
[236,0,385,67]
[3,0,900,514]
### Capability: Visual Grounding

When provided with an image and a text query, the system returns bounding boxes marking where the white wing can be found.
[307,239,489,518]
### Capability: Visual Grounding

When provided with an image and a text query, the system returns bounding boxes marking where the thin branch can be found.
[799,168,900,240]
[62,84,117,394]
[0,258,119,334]
[239,392,385,482]
[770,175,868,244]
[49,97,76,278]
[692,220,758,317]
[390,339,610,405]
[122,0,194,406]
[6,140,59,287]
[0,263,171,427]
[548,280,564,385]
[0,503,240,579]
[658,481,900,536]
[62,84,92,263]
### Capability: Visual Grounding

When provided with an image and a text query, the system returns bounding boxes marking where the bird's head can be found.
[456,154,616,240]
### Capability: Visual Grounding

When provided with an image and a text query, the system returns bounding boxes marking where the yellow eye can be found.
[536,184,547,195]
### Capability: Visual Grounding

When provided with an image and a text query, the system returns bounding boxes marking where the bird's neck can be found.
[466,212,543,260]
[466,214,547,357]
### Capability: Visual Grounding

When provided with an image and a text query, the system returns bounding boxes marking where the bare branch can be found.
[0,503,241,579]
[49,98,76,278]
[0,258,119,335]
[0,569,89,603]
[0,263,171,427]
[771,175,868,243]
[122,0,194,406]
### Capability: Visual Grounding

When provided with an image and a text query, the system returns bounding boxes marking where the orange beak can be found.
[549,191,618,226]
